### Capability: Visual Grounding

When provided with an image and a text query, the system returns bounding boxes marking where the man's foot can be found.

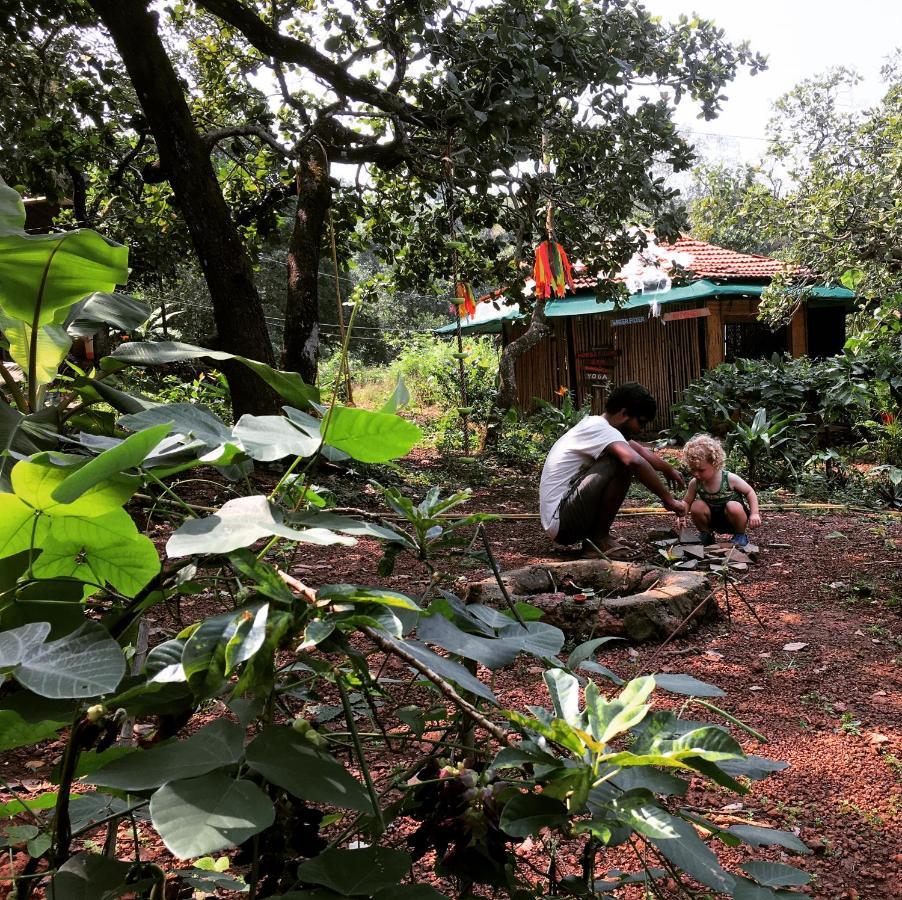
[698,532,715,546]
[582,538,641,561]
[730,533,749,547]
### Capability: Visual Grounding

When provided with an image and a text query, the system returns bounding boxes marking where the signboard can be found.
[662,307,711,323]
[611,316,646,327]
[583,367,610,383]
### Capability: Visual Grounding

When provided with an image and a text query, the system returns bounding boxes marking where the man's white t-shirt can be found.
[539,415,627,538]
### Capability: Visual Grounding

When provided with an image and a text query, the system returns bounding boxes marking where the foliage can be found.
[665,351,902,452]
[726,408,810,485]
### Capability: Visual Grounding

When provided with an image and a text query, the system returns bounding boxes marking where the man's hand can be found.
[749,512,762,528]
[665,466,686,490]
[664,497,686,516]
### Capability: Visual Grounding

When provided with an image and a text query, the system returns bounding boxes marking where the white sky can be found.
[644,0,902,164]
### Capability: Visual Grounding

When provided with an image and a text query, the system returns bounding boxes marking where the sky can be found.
[643,0,902,164]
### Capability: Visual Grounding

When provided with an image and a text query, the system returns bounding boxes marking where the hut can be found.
[437,237,854,429]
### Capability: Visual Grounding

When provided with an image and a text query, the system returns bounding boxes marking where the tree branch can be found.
[203,123,292,158]
[194,0,426,124]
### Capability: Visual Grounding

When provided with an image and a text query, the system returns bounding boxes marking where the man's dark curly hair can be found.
[605,382,656,421]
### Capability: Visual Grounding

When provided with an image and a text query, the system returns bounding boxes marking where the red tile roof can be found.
[478,237,794,304]
[658,237,794,281]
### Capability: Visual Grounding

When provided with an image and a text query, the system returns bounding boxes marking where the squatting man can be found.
[539,382,686,558]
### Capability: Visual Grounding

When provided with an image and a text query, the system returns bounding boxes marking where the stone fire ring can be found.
[466,559,715,642]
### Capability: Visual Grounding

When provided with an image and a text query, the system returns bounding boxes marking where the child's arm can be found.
[729,473,761,528]
[683,477,698,508]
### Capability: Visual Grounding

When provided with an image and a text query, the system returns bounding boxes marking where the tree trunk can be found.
[283,141,331,382]
[89,0,278,417]
[483,299,551,450]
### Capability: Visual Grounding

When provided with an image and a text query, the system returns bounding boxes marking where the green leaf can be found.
[181,604,269,696]
[245,726,371,811]
[567,636,623,671]
[648,814,735,894]
[543,669,581,725]
[106,341,319,408]
[380,377,410,413]
[318,584,420,611]
[295,846,412,896]
[11,620,125,698]
[88,719,244,790]
[0,708,66,752]
[0,177,26,233]
[232,414,320,461]
[0,494,40,558]
[51,423,172,503]
[500,791,569,837]
[49,852,140,900]
[740,860,812,888]
[227,549,296,604]
[150,773,275,859]
[166,495,355,557]
[0,313,71,389]
[652,674,725,697]
[0,403,59,490]
[66,291,150,336]
[321,406,421,463]
[32,510,160,597]
[286,510,406,543]
[586,676,655,744]
[727,824,811,854]
[381,636,496,703]
[11,457,137,518]
[119,403,231,450]
[0,621,50,665]
[0,790,60,819]
[0,224,129,326]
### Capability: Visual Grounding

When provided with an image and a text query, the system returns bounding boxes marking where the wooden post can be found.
[706,301,724,368]
[788,306,808,357]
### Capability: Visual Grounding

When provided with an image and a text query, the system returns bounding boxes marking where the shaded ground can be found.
[2,453,900,899]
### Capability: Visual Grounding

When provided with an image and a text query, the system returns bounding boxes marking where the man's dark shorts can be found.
[554,454,625,545]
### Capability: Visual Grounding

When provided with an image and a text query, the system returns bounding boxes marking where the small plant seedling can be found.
[837,711,863,736]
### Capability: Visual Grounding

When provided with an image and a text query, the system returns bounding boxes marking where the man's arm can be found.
[629,440,686,490]
[605,441,686,515]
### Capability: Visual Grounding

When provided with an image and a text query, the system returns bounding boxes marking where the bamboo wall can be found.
[509,302,703,430]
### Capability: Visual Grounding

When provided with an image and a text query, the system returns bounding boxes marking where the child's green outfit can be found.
[696,470,750,542]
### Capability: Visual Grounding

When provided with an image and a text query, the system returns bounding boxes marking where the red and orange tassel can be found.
[533,240,574,299]
[453,281,477,318]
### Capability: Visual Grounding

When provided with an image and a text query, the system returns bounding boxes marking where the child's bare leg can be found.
[689,499,712,532]
[724,500,749,535]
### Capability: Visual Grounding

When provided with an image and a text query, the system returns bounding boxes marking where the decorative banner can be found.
[611,315,646,327]
[533,241,575,299]
[453,281,477,318]
[662,307,711,323]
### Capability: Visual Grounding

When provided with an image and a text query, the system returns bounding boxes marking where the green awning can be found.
[434,279,855,334]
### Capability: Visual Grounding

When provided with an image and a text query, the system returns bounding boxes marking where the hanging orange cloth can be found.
[453,281,477,318]
[533,240,574,299]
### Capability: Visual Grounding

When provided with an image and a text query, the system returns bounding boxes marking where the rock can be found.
[648,528,679,542]
[674,560,698,570]
[680,527,702,544]
[683,544,707,560]
[782,641,809,652]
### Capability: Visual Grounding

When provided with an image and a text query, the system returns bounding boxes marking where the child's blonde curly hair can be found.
[683,433,726,470]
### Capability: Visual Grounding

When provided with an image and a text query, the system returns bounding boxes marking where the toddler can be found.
[682,434,761,547]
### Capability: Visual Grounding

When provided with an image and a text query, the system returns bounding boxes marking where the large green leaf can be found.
[49,852,145,900]
[88,719,244,790]
[232,414,320,461]
[0,313,71,388]
[0,494,38,558]
[245,726,371,811]
[381,636,496,703]
[0,178,129,325]
[0,708,66,751]
[740,861,811,888]
[295,847,412,896]
[0,177,26,233]
[66,292,151,337]
[726,824,811,854]
[181,603,269,695]
[317,584,420,611]
[0,621,51,666]
[32,510,160,597]
[286,510,406,543]
[149,773,275,859]
[119,403,231,451]
[500,792,569,837]
[106,341,319,408]
[9,620,125,698]
[166,495,355,558]
[543,669,581,726]
[652,674,725,698]
[585,676,655,745]
[0,402,59,490]
[648,814,735,894]
[51,423,172,503]
[321,406,421,463]
[11,456,138,517]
